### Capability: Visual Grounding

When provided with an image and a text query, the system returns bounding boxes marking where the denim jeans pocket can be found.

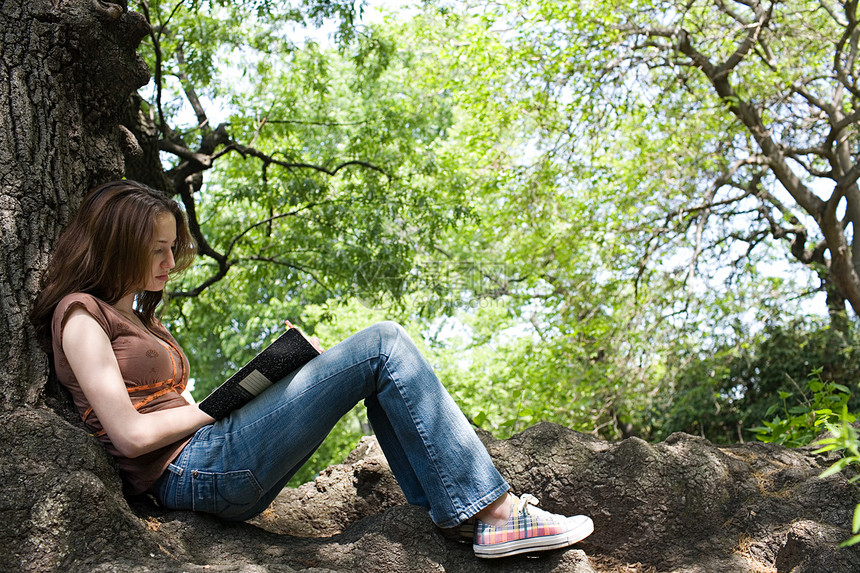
[190,469,263,518]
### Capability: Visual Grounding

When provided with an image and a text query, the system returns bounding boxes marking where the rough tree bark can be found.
[0,0,151,567]
[0,0,149,409]
[6,421,858,573]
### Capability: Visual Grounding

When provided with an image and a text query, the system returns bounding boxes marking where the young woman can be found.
[31,180,593,558]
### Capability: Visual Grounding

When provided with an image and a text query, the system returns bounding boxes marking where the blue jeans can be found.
[152,321,509,527]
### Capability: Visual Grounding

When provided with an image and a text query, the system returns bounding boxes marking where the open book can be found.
[199,328,321,420]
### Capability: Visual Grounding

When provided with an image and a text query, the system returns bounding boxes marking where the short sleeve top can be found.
[51,293,193,494]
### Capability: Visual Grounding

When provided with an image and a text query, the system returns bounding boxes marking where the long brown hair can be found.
[31,180,196,348]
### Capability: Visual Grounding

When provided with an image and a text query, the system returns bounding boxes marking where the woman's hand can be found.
[284,319,325,353]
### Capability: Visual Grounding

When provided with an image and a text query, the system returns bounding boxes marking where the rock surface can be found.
[4,409,860,573]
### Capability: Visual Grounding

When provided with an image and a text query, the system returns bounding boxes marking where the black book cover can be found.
[198,328,321,420]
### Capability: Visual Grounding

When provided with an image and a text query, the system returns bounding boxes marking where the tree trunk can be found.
[824,276,851,334]
[0,1,151,570]
[0,0,150,410]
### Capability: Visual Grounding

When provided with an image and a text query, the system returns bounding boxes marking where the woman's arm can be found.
[62,306,214,458]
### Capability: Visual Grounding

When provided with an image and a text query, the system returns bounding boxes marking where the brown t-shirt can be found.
[52,293,194,495]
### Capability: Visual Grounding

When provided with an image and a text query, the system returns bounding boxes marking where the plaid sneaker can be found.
[473,494,594,558]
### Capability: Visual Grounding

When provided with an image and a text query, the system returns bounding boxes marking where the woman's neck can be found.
[114,293,137,316]
[113,293,151,331]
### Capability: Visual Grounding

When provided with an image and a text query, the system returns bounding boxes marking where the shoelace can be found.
[517,493,540,512]
[514,493,567,526]
[476,493,560,532]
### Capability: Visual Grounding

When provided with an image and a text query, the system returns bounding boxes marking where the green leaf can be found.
[811,445,839,454]
[820,460,849,479]
[852,503,860,534]
[473,411,489,427]
[840,532,860,547]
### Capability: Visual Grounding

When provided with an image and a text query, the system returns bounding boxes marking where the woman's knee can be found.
[364,321,411,356]
[369,320,406,342]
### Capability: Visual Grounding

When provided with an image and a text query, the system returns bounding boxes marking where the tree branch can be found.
[138,0,170,137]
[245,256,335,297]
[226,141,392,179]
[224,204,321,261]
[174,43,209,130]
[714,0,772,79]
[713,0,753,27]
[833,0,860,100]
[159,138,213,169]
[670,23,828,219]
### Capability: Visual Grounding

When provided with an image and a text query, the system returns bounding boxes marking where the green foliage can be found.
[812,416,860,546]
[740,333,860,548]
[154,10,475,394]
[650,320,860,444]
[749,369,854,447]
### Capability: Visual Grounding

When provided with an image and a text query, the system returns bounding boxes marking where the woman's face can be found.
[143,212,177,292]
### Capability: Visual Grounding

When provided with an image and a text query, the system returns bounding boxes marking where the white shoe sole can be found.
[473,517,594,558]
